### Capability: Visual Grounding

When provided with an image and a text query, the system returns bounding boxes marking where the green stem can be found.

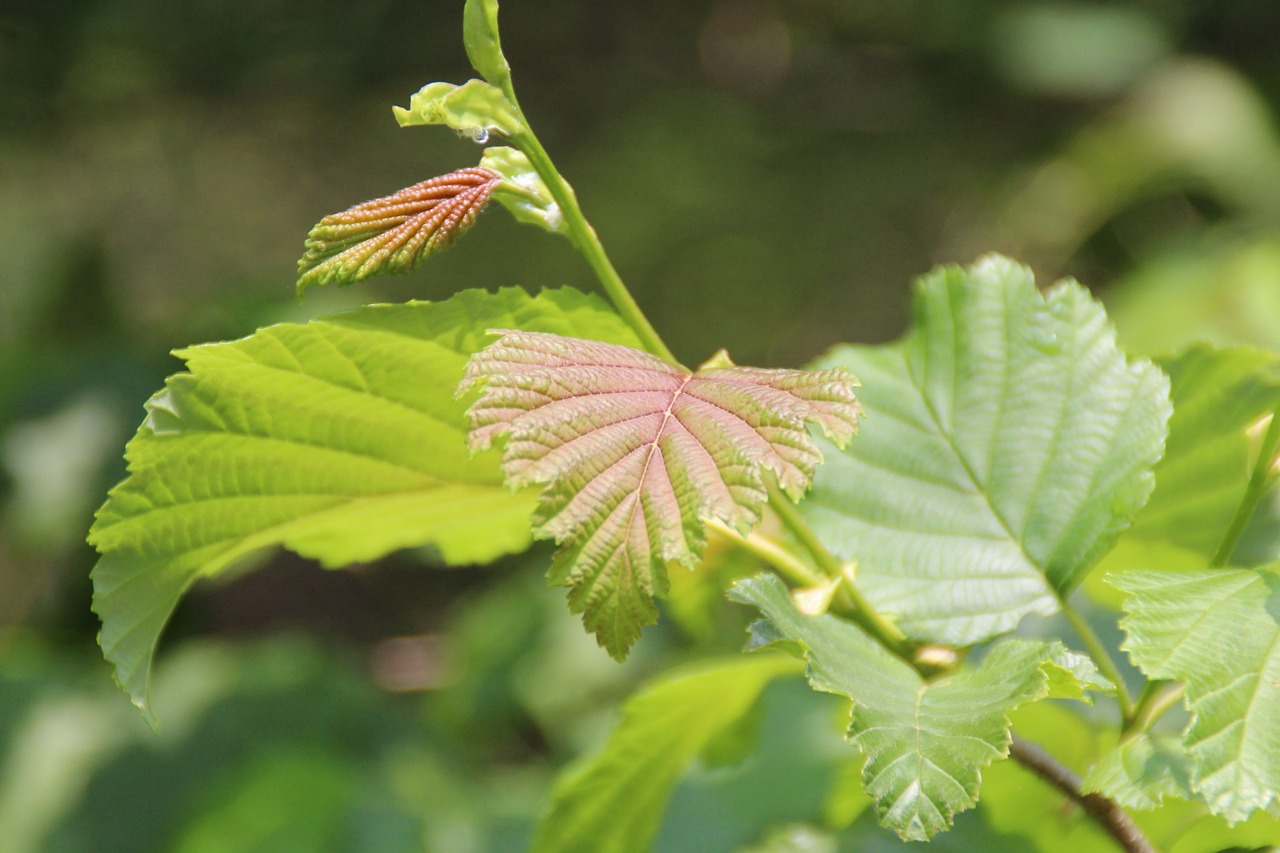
[507,124,674,362]
[766,482,914,658]
[1123,680,1185,738]
[1211,410,1280,567]
[704,520,823,588]
[1060,598,1134,721]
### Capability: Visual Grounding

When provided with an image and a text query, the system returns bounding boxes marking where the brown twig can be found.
[1009,735,1157,853]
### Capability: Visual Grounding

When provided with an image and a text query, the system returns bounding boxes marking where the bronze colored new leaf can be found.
[297,167,500,293]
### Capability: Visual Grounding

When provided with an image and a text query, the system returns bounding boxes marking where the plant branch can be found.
[506,125,675,362]
[1211,409,1280,567]
[1009,736,1158,853]
[1060,597,1134,721]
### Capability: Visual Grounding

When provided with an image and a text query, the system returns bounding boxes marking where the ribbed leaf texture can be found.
[801,255,1171,645]
[1115,566,1280,822]
[729,573,1104,841]
[459,332,861,658]
[296,167,500,293]
[90,287,641,724]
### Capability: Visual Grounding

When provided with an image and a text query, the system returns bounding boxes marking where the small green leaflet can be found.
[463,0,512,92]
[392,79,523,141]
[1115,566,1280,822]
[530,655,801,853]
[89,287,641,724]
[802,255,1171,645]
[729,573,1106,841]
[459,334,861,659]
[296,167,500,293]
[480,147,566,235]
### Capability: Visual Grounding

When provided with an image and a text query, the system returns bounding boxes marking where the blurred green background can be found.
[3,1,1280,850]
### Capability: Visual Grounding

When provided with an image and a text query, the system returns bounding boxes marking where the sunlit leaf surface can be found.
[90,287,639,723]
[460,333,861,658]
[802,255,1171,645]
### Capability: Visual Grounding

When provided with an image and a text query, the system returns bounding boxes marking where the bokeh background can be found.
[3,1,1280,850]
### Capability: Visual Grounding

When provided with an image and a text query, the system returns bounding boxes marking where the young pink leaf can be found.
[459,331,861,658]
[297,167,500,293]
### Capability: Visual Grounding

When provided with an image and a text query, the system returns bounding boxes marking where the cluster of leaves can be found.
[88,0,1280,849]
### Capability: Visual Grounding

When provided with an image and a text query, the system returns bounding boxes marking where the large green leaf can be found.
[729,573,1103,841]
[530,655,801,853]
[1115,566,1280,822]
[802,255,1171,645]
[89,287,640,724]
[460,334,860,658]
[1123,345,1280,557]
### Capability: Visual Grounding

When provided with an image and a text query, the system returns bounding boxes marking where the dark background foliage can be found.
[2,1,1279,850]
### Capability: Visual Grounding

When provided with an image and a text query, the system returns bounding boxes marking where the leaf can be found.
[296,167,500,293]
[801,255,1171,645]
[459,334,861,658]
[463,0,512,91]
[728,573,1102,841]
[530,655,801,853]
[392,79,523,141]
[1119,344,1280,557]
[1114,566,1280,822]
[89,287,642,724]
[1082,733,1195,810]
[480,146,566,235]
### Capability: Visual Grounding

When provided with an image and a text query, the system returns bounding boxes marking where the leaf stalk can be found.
[1060,598,1134,721]
[1211,407,1280,567]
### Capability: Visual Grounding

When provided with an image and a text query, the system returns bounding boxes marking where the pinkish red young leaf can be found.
[296,167,500,293]
[459,330,861,658]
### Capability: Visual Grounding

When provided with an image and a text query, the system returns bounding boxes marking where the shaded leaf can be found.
[296,167,500,293]
[392,79,523,140]
[90,287,641,724]
[1083,733,1194,810]
[531,655,801,853]
[1119,344,1280,557]
[459,333,861,658]
[1115,566,1280,822]
[802,255,1171,645]
[729,573,1103,841]
[480,146,566,234]
[463,0,511,91]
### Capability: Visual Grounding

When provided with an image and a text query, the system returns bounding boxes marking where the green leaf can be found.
[89,287,641,724]
[1115,566,1280,821]
[296,167,501,293]
[802,255,1171,645]
[1119,344,1280,557]
[480,146,567,235]
[460,334,861,659]
[392,79,523,141]
[530,654,801,853]
[1082,732,1194,810]
[463,0,512,91]
[729,573,1101,841]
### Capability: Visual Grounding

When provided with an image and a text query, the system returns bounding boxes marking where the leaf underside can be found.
[460,332,861,658]
[802,255,1171,645]
[296,167,500,293]
[729,573,1102,841]
[89,287,642,724]
[1115,566,1280,822]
